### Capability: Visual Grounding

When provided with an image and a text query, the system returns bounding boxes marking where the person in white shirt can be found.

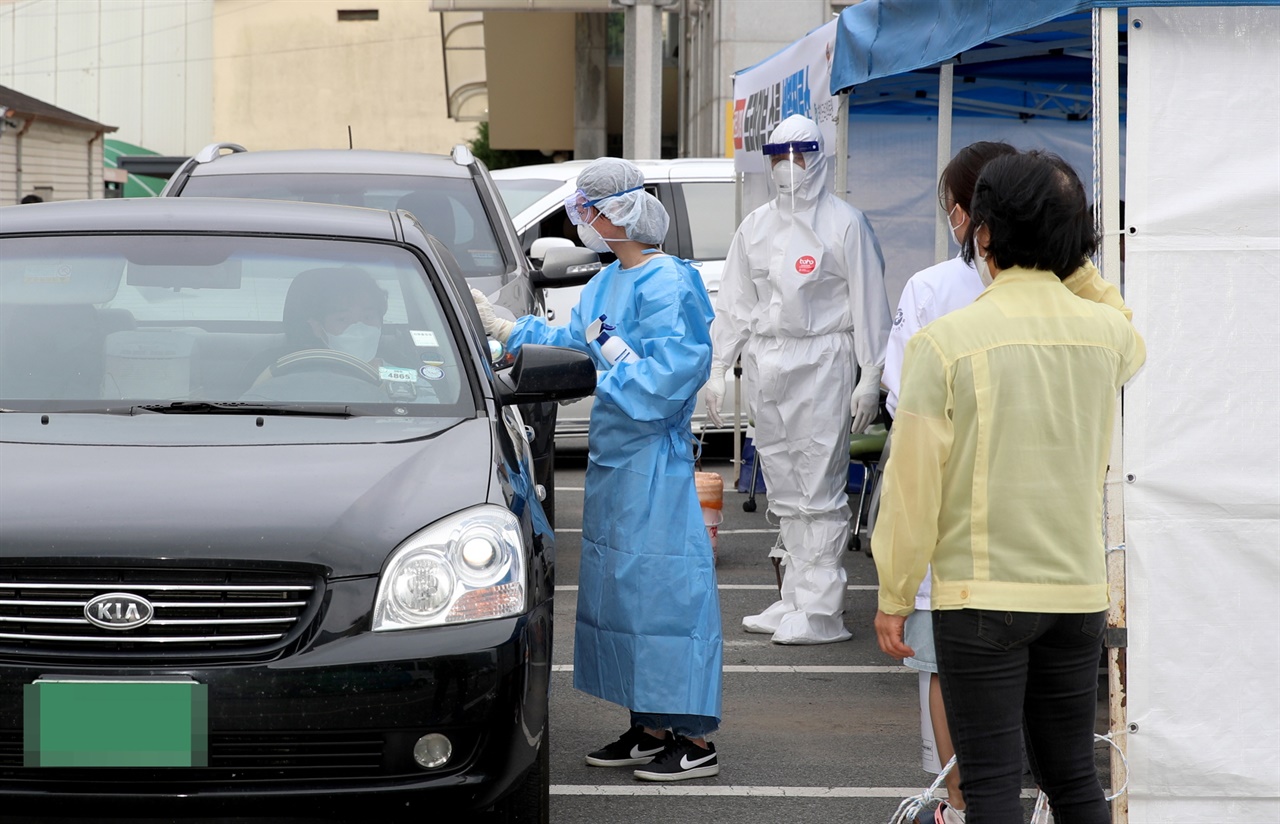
[881,141,1017,824]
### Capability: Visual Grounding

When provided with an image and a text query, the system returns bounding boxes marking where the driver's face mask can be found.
[326,321,382,362]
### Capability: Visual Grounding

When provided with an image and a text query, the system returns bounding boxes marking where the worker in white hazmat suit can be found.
[705,114,891,644]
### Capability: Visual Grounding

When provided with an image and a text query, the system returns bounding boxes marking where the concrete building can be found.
[0,84,117,204]
[432,0,853,159]
[0,0,214,157]
[211,0,475,153]
[0,0,474,157]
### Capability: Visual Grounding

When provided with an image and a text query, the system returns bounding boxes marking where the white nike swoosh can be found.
[679,751,717,770]
[630,744,665,759]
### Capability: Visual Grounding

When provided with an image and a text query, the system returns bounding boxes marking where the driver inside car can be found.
[241,266,433,406]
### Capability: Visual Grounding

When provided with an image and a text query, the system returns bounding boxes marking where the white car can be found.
[493,159,739,449]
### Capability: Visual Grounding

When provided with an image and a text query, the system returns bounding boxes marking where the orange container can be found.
[695,472,724,562]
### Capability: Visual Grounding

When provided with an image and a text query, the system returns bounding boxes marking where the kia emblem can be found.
[84,592,155,630]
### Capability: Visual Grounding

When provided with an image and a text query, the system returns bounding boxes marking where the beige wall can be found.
[484,12,576,153]
[213,0,476,153]
[0,121,105,204]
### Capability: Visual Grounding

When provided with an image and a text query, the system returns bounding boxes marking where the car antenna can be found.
[348,125,353,149]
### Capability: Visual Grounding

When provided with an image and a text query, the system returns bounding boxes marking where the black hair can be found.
[937,141,1018,216]
[961,151,1099,280]
[20,194,43,204]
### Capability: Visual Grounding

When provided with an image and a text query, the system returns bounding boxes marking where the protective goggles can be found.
[762,140,819,159]
[564,185,644,226]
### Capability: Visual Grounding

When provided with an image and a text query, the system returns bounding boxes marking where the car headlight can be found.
[373,505,526,631]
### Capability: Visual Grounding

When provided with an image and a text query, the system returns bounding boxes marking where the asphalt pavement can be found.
[546,452,1060,824]
[18,451,1111,824]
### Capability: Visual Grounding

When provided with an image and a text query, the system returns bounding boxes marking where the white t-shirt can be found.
[883,254,985,609]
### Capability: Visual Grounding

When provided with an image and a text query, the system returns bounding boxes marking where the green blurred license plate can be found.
[24,677,208,767]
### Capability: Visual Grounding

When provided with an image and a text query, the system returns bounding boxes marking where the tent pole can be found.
[934,62,954,264]
[732,170,744,477]
[1098,8,1129,823]
[835,91,849,202]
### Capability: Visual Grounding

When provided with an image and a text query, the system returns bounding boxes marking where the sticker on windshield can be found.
[420,365,445,381]
[379,366,418,383]
[411,330,438,347]
[24,262,72,284]
[469,250,499,268]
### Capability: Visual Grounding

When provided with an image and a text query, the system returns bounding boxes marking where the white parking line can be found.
[554,585,878,592]
[552,665,911,674]
[551,786,1038,798]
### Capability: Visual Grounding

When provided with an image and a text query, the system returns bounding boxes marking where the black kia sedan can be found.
[0,198,597,821]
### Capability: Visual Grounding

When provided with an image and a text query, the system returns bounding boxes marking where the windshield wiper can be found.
[136,401,355,418]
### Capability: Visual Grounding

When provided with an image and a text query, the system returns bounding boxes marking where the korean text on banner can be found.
[731,20,839,174]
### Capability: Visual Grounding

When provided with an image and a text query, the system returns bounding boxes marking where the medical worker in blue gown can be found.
[470,157,724,783]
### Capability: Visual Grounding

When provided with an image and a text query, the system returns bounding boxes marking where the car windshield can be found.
[494,178,564,218]
[0,235,473,416]
[180,174,509,279]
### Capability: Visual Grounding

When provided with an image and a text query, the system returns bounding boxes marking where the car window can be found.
[679,182,736,261]
[495,178,564,219]
[179,173,509,278]
[0,235,472,416]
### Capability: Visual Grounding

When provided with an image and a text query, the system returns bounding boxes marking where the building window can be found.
[337,9,378,22]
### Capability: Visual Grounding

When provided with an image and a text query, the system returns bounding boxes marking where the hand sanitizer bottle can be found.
[588,315,640,365]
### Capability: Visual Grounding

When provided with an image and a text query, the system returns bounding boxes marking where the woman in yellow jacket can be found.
[873,150,1145,823]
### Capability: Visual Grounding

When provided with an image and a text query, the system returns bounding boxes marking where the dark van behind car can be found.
[0,198,596,821]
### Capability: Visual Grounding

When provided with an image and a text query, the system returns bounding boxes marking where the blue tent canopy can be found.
[832,0,1276,104]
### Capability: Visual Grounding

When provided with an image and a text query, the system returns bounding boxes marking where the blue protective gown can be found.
[506,253,723,721]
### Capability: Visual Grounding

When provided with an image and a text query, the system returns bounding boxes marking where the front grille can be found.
[0,565,321,663]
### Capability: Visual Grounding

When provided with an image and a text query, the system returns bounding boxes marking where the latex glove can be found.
[469,288,515,344]
[704,363,727,428]
[850,363,882,434]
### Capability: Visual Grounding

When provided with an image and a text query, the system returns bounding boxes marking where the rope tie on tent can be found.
[889,733,1129,824]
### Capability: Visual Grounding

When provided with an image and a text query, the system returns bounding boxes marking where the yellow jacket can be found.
[874,265,1145,616]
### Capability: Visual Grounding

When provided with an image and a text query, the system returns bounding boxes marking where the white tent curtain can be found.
[1123,6,1280,821]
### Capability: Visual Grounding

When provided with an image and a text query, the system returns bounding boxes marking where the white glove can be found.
[704,363,727,428]
[469,288,515,344]
[850,363,882,434]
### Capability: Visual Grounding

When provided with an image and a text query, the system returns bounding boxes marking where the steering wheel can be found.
[270,348,383,385]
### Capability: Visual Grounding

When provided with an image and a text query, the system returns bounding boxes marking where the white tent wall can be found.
[1123,5,1280,822]
[845,115,1117,311]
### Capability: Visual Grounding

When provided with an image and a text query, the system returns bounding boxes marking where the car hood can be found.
[0,418,494,578]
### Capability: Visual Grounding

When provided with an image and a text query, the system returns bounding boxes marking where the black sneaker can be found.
[584,725,669,767]
[632,735,719,781]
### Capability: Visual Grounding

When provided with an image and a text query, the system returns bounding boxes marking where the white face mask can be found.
[771,159,805,194]
[977,254,994,288]
[577,212,615,254]
[947,203,967,247]
[326,321,381,362]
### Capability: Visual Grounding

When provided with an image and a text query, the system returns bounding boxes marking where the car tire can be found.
[491,724,550,824]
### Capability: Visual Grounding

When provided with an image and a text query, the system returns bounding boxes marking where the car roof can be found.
[185,149,473,180]
[0,197,399,240]
[490,157,735,185]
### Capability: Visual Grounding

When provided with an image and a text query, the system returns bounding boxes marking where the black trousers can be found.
[933,608,1110,824]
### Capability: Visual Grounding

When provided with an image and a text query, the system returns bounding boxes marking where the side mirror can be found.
[530,245,601,289]
[494,344,596,406]
[530,236,575,263]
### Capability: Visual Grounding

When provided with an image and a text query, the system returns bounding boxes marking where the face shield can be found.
[564,185,645,227]
[763,140,819,205]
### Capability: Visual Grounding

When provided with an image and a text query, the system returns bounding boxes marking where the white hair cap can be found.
[576,157,670,246]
